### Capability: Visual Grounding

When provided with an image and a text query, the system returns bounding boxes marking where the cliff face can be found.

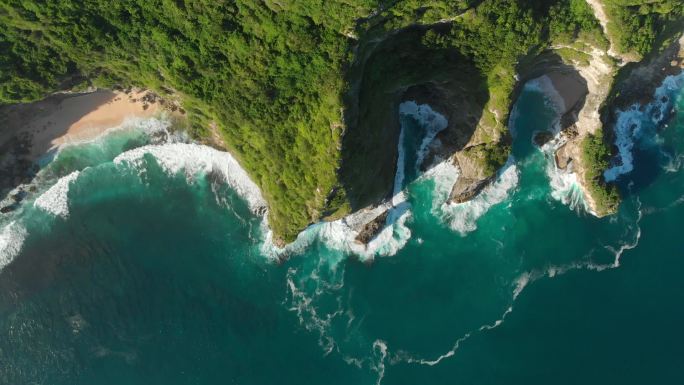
[343,1,684,245]
[338,26,494,212]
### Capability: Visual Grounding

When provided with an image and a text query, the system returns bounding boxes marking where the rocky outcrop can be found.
[449,174,493,203]
[339,9,684,243]
[354,211,389,244]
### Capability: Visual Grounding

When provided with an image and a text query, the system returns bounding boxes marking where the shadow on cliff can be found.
[336,26,489,212]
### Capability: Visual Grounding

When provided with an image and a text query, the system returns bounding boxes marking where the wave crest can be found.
[114,143,267,214]
[439,160,519,235]
[33,171,81,218]
[0,221,28,270]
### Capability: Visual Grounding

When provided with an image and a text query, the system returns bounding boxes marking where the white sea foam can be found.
[114,143,267,214]
[285,266,344,354]
[604,105,643,181]
[100,116,174,140]
[440,159,519,235]
[547,162,586,210]
[0,117,177,272]
[424,159,461,208]
[391,303,516,367]
[371,339,389,385]
[33,171,81,218]
[605,72,684,182]
[398,101,448,187]
[52,116,174,161]
[266,102,449,261]
[264,200,413,262]
[393,116,409,199]
[542,136,588,211]
[0,221,28,271]
[524,75,566,113]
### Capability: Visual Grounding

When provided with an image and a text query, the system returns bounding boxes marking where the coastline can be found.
[0,89,166,197]
[1,89,162,160]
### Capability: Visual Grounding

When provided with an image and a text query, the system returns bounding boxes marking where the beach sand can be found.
[0,89,163,197]
[1,89,160,159]
[546,72,587,114]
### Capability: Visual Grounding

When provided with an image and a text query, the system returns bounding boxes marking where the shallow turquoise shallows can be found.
[1,74,683,385]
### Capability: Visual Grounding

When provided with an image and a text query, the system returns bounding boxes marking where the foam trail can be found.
[391,186,644,372]
[391,219,640,369]
[114,143,267,214]
[371,340,389,385]
[285,266,345,354]
[605,196,643,268]
[605,72,684,181]
[33,171,81,218]
[0,221,28,270]
[440,159,519,235]
[391,304,515,367]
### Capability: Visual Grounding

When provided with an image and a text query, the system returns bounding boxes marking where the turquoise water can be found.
[1,75,683,384]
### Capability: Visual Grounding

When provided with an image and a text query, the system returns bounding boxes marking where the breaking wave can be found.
[266,102,449,261]
[439,159,519,235]
[523,75,566,113]
[605,72,684,182]
[0,221,27,270]
[114,143,267,214]
[33,171,81,218]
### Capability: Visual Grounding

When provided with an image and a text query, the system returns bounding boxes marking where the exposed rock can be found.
[340,27,491,211]
[449,176,493,204]
[555,141,575,170]
[606,34,684,113]
[354,210,389,244]
[533,131,554,147]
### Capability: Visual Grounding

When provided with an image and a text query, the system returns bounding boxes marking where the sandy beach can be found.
[546,72,587,114]
[1,89,161,159]
[0,89,164,197]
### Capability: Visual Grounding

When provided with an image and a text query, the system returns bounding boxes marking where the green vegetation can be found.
[555,47,592,66]
[424,0,543,110]
[581,131,620,215]
[548,0,608,49]
[1,0,381,240]
[0,0,676,240]
[463,142,512,176]
[340,27,489,209]
[603,0,684,58]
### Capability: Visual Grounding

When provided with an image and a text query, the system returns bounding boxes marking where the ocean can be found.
[0,72,683,385]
